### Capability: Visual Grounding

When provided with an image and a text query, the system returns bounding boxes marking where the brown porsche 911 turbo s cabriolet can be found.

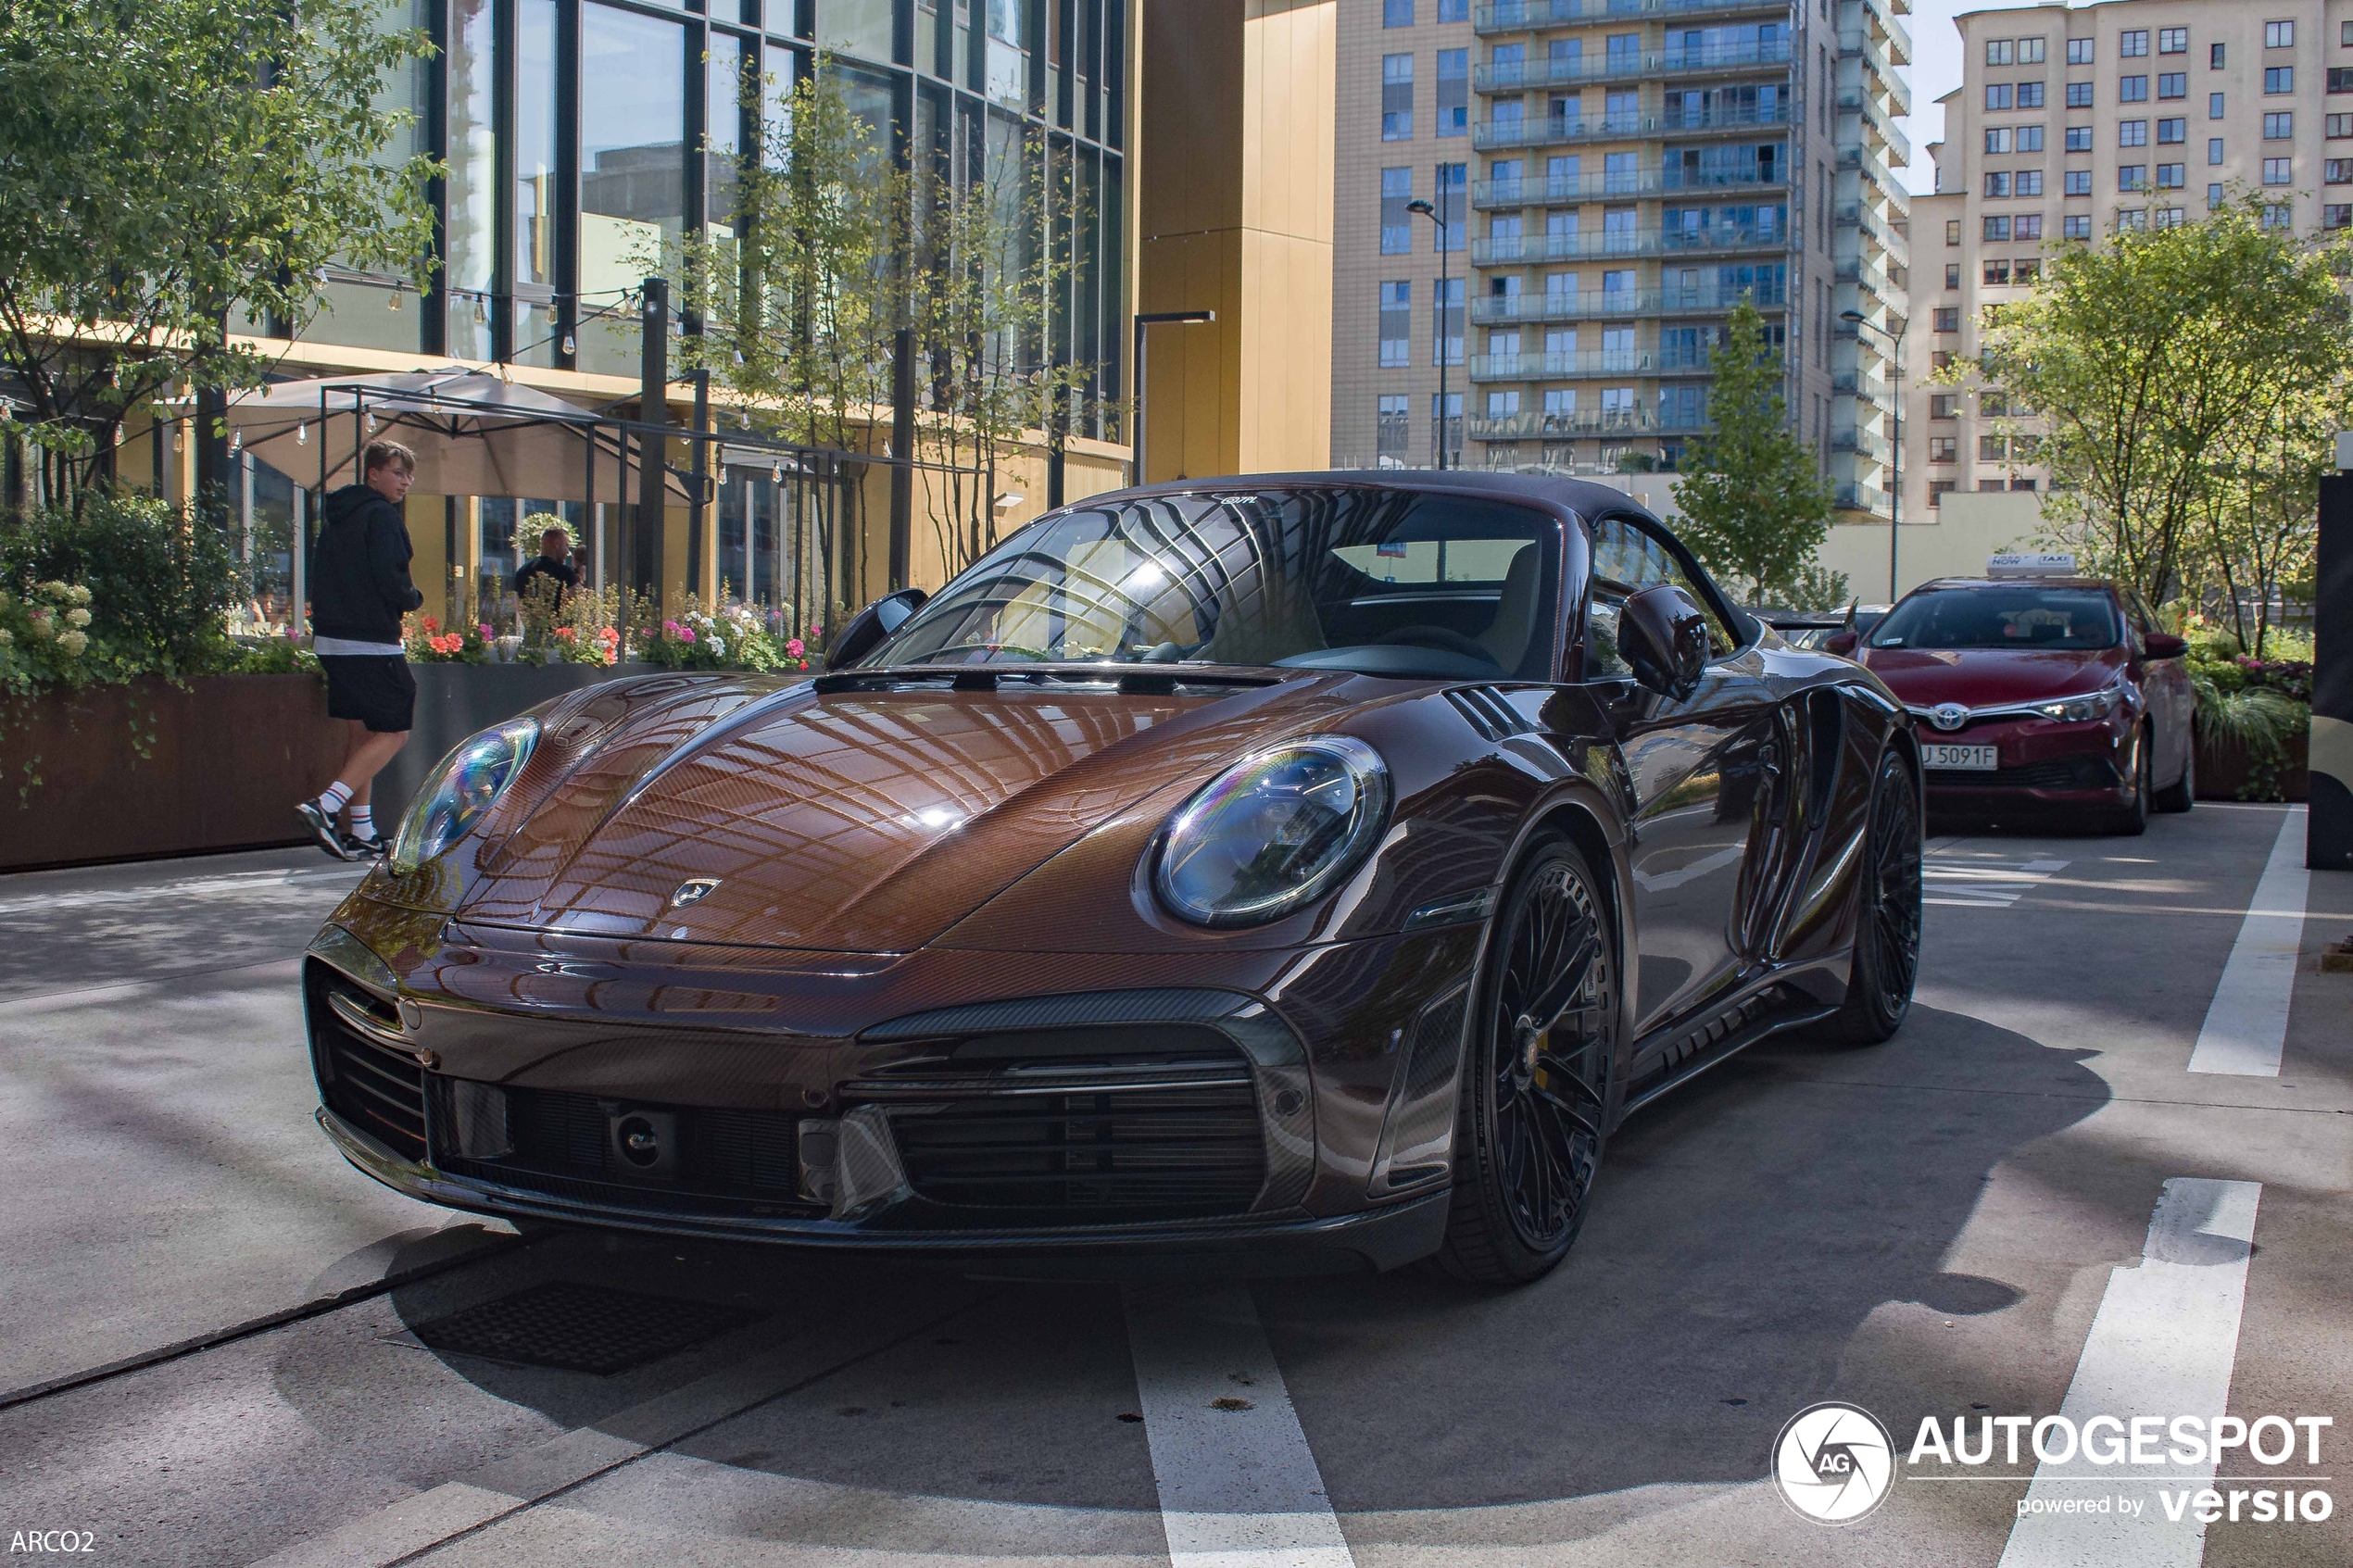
[304,472,1922,1284]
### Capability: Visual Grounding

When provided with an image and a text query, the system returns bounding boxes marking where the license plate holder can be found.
[1921,743,2000,771]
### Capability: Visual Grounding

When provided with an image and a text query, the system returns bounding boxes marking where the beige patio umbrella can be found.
[220,368,692,505]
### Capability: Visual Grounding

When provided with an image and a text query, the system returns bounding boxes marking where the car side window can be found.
[1582,511,1737,679]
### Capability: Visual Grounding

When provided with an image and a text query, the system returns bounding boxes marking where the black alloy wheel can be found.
[2153,731,2196,814]
[1823,750,1922,1046]
[2108,726,2152,836]
[1437,836,1617,1286]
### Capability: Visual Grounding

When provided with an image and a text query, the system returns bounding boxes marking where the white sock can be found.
[317,781,352,816]
[347,806,374,840]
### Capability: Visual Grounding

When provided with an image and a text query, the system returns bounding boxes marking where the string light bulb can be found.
[296,422,308,445]
[387,289,401,311]
[229,430,243,454]
[472,295,487,324]
[560,332,576,357]
[771,462,783,484]
[365,412,377,434]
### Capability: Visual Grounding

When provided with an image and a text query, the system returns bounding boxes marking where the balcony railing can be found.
[1474,0,1790,31]
[1471,164,1791,207]
[1470,223,1787,263]
[1470,408,1715,440]
[1468,349,1657,380]
[1836,480,1894,518]
[1661,100,1795,133]
[1853,0,1914,68]
[1469,38,1794,93]
[1832,426,1894,463]
[1470,282,1788,323]
[1837,30,1915,114]
[1836,85,1913,164]
[1473,112,1654,151]
[1831,367,1890,403]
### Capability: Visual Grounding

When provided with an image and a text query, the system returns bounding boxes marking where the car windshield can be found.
[1868,587,2119,650]
[865,487,1562,681]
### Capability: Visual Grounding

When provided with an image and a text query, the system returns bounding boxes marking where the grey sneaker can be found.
[296,798,356,861]
[342,828,389,860]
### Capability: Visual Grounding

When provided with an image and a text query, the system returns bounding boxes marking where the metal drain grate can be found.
[403,1282,760,1375]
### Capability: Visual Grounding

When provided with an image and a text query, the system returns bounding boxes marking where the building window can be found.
[1946,219,1962,244]
[1437,162,1466,249]
[1436,0,1466,19]
[2333,68,2353,93]
[2119,164,2146,190]
[1984,170,2012,197]
[1986,83,2013,110]
[2120,30,2148,56]
[2065,169,2093,195]
[2332,113,2353,137]
[1380,168,1413,253]
[2120,120,2147,146]
[2265,20,2293,49]
[1986,126,2012,153]
[2211,139,2226,165]
[1378,282,1412,367]
[1435,274,1463,363]
[2158,74,2185,100]
[1987,38,2013,66]
[2265,113,2294,140]
[2019,82,2045,107]
[1929,437,1958,462]
[1381,54,1413,140]
[2120,76,2148,102]
[2017,214,2044,238]
[1377,395,1410,463]
[2154,207,2186,229]
[2064,214,2093,238]
[1436,48,1467,136]
[2208,182,2225,207]
[2158,27,2187,55]
[1931,350,1955,370]
[1980,434,2007,461]
[2326,203,2353,229]
[2263,157,2294,183]
[2021,37,2046,64]
[2158,117,2185,142]
[1431,392,1461,460]
[1930,394,1958,419]
[2017,257,2042,280]
[2266,67,2295,94]
[1929,481,1957,508]
[1384,0,1413,26]
[1982,215,2011,240]
[2156,163,2184,187]
[2263,202,2292,228]
[1486,390,1520,419]
[1932,306,1960,331]
[2067,126,2093,152]
[2020,125,2045,151]
[2212,93,2226,119]
[2329,158,2353,182]
[1982,259,2010,285]
[1945,262,1961,288]
[2068,38,2093,66]
[2019,170,2044,195]
[2211,43,2226,69]
[2068,82,2095,108]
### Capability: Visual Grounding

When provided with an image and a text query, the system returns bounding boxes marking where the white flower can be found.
[65,608,91,628]
[0,627,12,647]
[67,584,91,607]
[57,629,87,656]
[37,580,71,602]
[708,636,724,657]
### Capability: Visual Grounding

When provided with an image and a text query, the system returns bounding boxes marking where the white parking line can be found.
[2187,808,2309,1078]
[1995,1178,2261,1568]
[0,864,363,917]
[1126,1283,1356,1568]
[1924,856,2070,908]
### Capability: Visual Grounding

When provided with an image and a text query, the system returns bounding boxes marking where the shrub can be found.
[0,493,244,676]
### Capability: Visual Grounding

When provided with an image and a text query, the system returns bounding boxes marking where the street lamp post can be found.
[1407,194,1453,470]
[1129,309,1216,485]
[1843,309,1906,600]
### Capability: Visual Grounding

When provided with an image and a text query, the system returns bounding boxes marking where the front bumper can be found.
[1918,712,2134,809]
[317,1102,1451,1273]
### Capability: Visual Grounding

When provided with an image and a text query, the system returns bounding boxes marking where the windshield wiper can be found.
[811,661,1290,696]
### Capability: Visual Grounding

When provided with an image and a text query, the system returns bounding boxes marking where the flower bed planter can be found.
[371,661,658,825]
[0,663,659,872]
[2195,726,2310,803]
[0,674,347,872]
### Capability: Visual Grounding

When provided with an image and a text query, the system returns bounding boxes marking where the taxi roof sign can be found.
[1986,552,2078,578]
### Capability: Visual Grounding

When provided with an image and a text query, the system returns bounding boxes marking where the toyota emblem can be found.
[1930,703,1969,732]
[670,877,722,908]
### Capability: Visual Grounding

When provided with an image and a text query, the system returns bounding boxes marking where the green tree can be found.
[0,0,438,508]
[1969,199,2353,614]
[1672,295,1837,605]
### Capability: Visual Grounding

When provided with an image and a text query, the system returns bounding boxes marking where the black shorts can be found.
[320,655,417,734]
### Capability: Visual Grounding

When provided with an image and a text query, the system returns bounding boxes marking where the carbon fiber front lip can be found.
[315,1105,1448,1264]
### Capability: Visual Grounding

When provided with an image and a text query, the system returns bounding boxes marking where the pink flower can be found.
[477,623,492,639]
[809,622,822,636]
[786,637,804,657]
[681,627,696,643]
[598,626,619,643]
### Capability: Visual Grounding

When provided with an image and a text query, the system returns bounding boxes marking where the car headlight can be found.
[2033,682,2126,723]
[1153,736,1392,928]
[390,717,541,873]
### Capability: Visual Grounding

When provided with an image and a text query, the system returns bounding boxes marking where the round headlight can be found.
[390,717,541,873]
[1154,736,1391,928]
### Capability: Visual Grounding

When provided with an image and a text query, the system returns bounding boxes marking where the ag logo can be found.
[1771,1401,1895,1525]
[670,877,722,909]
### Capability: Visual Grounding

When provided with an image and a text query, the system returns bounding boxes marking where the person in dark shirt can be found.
[513,526,579,599]
[296,439,423,860]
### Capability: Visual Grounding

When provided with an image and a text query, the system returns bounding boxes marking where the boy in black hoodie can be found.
[296,439,424,859]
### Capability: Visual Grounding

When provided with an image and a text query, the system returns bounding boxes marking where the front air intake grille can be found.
[306,960,427,1160]
[431,1083,810,1210]
[849,1031,1269,1219]
[1928,755,2120,790]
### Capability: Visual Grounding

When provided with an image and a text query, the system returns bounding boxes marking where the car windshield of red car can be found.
[1869,587,2119,651]
[866,487,1563,681]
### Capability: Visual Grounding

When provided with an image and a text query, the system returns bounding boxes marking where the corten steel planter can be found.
[370,661,660,825]
[2195,724,2310,803]
[0,674,347,872]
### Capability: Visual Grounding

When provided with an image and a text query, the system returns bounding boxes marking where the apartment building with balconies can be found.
[1900,0,2350,537]
[1333,0,1909,529]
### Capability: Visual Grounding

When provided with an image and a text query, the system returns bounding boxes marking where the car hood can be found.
[1857,645,2127,708]
[452,674,1357,951]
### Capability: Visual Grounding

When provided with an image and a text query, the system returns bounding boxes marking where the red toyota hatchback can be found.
[1831,568,2195,834]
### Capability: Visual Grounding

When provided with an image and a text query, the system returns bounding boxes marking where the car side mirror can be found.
[2142,632,2187,659]
[1617,583,1709,701]
[825,587,929,671]
[1824,629,1859,657]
